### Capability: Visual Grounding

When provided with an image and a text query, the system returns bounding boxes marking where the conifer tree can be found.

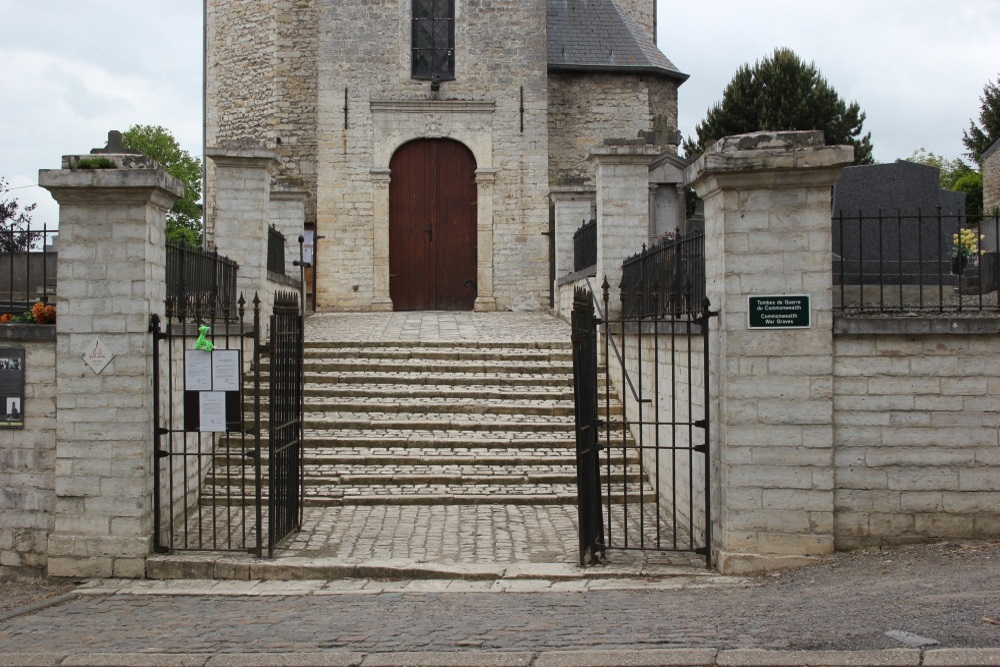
[687,48,874,165]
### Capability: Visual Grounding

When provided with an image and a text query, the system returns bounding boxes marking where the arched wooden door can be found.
[389,139,477,311]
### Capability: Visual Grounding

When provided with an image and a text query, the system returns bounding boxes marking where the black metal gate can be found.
[571,287,605,566]
[152,288,304,556]
[572,267,714,567]
[264,291,305,555]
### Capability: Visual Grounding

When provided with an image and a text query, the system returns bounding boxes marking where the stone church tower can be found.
[205,0,686,311]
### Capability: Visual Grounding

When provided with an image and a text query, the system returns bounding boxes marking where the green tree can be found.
[963,75,1000,164]
[121,125,202,247]
[906,148,983,217]
[0,178,38,252]
[686,48,874,165]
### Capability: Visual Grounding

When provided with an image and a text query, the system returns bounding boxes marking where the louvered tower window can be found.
[412,0,455,81]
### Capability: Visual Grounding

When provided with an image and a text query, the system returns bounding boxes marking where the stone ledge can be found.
[834,316,1000,335]
[0,324,55,342]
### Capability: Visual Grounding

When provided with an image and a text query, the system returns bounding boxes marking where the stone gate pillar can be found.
[39,147,182,577]
[685,131,853,574]
[588,141,659,318]
[207,146,279,310]
[550,186,595,280]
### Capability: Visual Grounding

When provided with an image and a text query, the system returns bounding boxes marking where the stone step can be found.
[298,372,577,388]
[300,385,576,401]
[296,398,578,417]
[303,340,572,351]
[300,359,573,376]
[303,347,574,363]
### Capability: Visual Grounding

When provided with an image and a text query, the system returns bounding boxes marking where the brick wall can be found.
[0,333,55,569]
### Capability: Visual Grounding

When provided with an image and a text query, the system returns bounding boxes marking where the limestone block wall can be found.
[549,73,677,187]
[614,0,656,40]
[0,333,55,569]
[833,329,1000,548]
[984,145,1000,215]
[315,0,550,310]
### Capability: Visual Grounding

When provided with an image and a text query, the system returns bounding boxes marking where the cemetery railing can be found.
[166,242,239,320]
[0,225,58,316]
[620,229,706,320]
[573,218,597,273]
[833,210,1000,315]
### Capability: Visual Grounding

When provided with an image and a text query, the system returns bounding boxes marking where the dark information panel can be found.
[0,348,25,429]
[748,295,811,329]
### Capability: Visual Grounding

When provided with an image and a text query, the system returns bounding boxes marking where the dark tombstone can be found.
[832,161,965,289]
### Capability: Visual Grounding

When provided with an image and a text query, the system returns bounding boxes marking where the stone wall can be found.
[833,324,1000,548]
[315,0,551,311]
[548,73,678,187]
[0,332,55,570]
[984,141,1000,215]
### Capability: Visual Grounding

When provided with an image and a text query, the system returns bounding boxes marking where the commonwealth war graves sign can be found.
[748,295,811,329]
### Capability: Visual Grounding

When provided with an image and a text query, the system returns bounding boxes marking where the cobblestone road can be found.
[2,542,999,655]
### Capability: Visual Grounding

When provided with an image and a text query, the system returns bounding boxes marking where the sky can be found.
[1,0,998,228]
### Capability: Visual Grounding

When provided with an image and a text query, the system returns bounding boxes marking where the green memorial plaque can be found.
[748,295,810,329]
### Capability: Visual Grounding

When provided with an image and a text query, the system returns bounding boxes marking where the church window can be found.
[412,0,455,81]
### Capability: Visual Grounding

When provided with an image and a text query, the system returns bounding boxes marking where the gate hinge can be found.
[155,427,169,437]
[694,419,707,430]
[695,546,710,557]
[694,444,709,455]
[155,449,169,460]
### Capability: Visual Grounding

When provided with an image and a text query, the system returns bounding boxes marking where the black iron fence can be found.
[620,230,706,320]
[268,226,286,275]
[166,243,239,320]
[573,218,597,273]
[834,211,1000,314]
[0,226,58,316]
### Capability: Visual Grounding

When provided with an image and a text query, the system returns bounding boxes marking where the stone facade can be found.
[0,333,55,569]
[983,138,1000,215]
[205,0,683,312]
[833,326,1000,548]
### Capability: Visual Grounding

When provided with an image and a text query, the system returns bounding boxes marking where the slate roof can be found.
[547,0,688,82]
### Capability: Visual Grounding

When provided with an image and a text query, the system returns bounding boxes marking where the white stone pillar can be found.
[270,182,308,280]
[207,147,279,310]
[39,153,183,578]
[550,186,595,281]
[474,168,497,312]
[684,131,853,574]
[370,169,393,311]
[587,142,660,318]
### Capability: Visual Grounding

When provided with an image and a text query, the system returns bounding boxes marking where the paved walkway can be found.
[2,541,999,666]
[304,311,573,343]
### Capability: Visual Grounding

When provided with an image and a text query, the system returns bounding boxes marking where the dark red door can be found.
[390,139,477,311]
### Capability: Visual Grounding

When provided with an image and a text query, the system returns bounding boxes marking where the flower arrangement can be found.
[952,228,985,259]
[0,302,56,325]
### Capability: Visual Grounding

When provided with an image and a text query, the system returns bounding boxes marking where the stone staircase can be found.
[203,339,637,508]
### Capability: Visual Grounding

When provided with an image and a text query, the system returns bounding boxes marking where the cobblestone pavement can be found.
[0,542,998,660]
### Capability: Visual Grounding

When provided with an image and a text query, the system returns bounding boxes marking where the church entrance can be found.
[389,139,478,311]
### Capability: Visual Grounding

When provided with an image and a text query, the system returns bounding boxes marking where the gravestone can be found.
[832,161,966,289]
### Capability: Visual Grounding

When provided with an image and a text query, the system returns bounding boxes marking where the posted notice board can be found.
[183,349,242,432]
[0,348,25,429]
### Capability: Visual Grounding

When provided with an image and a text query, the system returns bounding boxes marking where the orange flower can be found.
[32,303,56,325]
[0,314,11,324]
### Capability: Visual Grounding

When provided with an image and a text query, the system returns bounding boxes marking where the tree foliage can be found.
[907,148,983,217]
[0,178,39,253]
[686,48,874,165]
[121,125,203,247]
[963,75,1000,165]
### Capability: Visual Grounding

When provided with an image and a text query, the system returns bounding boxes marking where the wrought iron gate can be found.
[571,277,714,567]
[152,290,304,556]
